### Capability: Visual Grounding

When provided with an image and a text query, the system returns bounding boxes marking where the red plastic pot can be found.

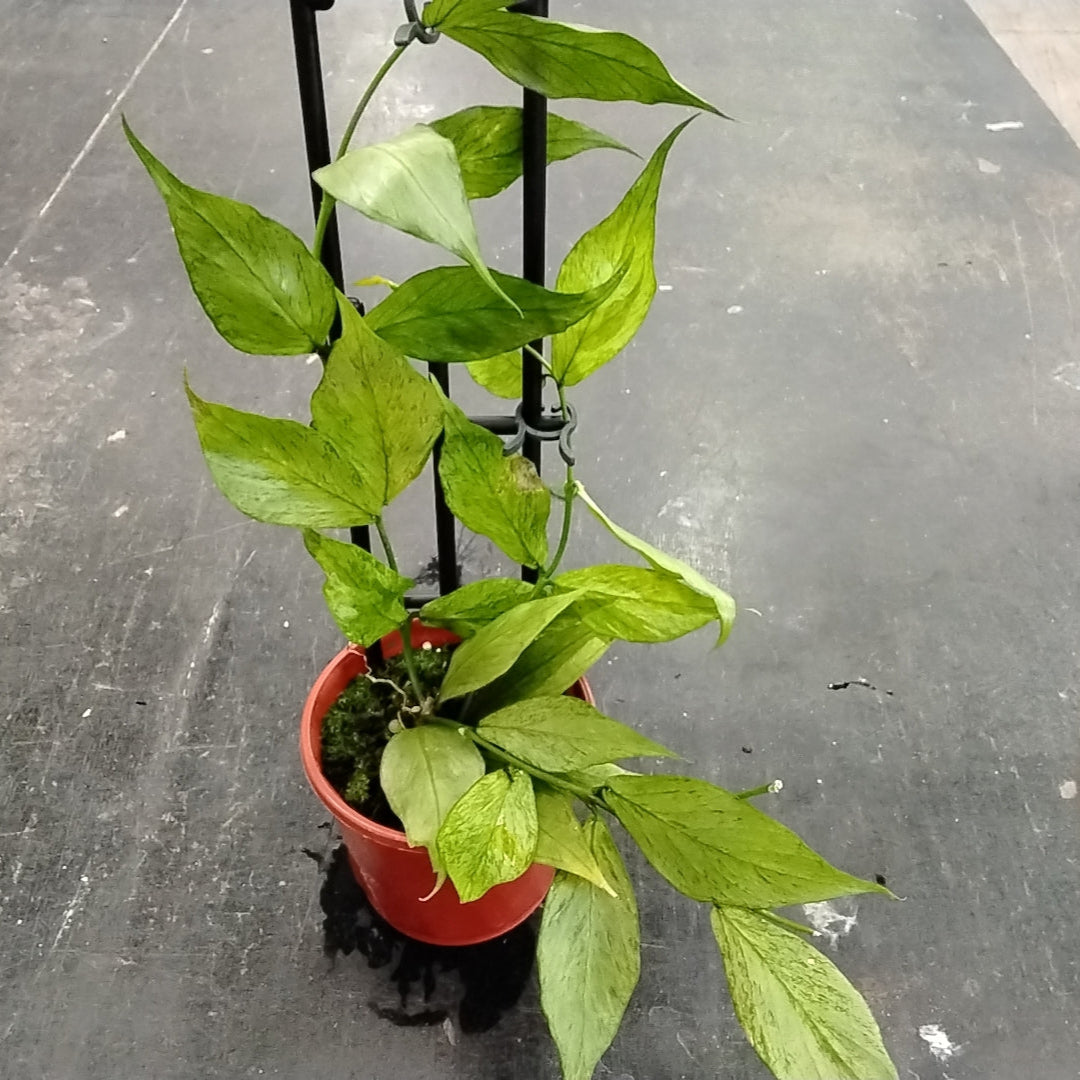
[300,620,595,946]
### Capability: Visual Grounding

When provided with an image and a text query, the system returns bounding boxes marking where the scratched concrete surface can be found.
[2,1,1078,1077]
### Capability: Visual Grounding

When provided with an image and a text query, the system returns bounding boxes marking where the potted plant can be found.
[125,1,899,1077]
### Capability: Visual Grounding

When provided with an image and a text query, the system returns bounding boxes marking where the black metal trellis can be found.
[289,0,564,602]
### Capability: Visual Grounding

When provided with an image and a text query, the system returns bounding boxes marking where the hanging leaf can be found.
[712,907,898,1080]
[478,696,674,771]
[538,818,639,1080]
[185,380,374,527]
[365,265,623,362]
[437,11,722,113]
[124,119,336,356]
[313,125,517,310]
[380,725,486,874]
[533,786,613,894]
[577,484,736,644]
[554,564,716,643]
[438,394,550,568]
[310,297,443,509]
[437,767,538,902]
[551,120,692,387]
[605,775,891,909]
[303,529,412,646]
[429,105,634,200]
[466,350,522,398]
[473,608,609,712]
[419,577,533,638]
[438,592,578,703]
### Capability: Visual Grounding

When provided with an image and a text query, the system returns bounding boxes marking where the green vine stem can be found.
[312,43,410,261]
[532,364,576,590]
[734,780,783,800]
[374,515,426,708]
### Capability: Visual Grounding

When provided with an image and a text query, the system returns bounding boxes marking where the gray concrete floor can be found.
[2,1,1078,1077]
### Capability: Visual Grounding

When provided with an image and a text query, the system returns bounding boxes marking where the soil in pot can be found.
[319,643,452,827]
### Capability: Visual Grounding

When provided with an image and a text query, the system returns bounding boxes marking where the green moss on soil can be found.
[320,645,452,827]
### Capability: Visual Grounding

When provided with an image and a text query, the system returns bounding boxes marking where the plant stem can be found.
[734,782,777,800]
[535,379,575,588]
[430,718,599,805]
[374,516,426,708]
[756,910,817,936]
[312,44,410,261]
[523,342,555,377]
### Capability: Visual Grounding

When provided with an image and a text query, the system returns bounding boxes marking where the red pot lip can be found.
[300,619,596,848]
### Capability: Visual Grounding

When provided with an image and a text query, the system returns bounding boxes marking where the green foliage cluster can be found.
[127,2,899,1078]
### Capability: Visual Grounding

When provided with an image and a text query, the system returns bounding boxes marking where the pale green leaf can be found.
[466,351,522,398]
[429,105,634,200]
[473,608,609,712]
[577,484,736,645]
[313,125,516,310]
[555,564,715,643]
[440,11,721,113]
[419,577,533,638]
[437,767,538,902]
[551,121,691,387]
[538,818,639,1080]
[124,119,336,355]
[479,696,674,771]
[303,529,412,646]
[606,775,891,908]
[533,786,613,894]
[185,380,373,528]
[438,393,550,567]
[365,265,622,362]
[311,297,443,509]
[438,592,578,703]
[380,725,486,873]
[712,907,898,1080]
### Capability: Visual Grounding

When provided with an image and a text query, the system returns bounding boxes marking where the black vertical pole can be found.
[289,1,373,559]
[289,0,345,293]
[518,0,548,585]
[429,363,460,595]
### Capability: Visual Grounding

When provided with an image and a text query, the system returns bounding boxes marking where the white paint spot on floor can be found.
[112,505,129,518]
[802,899,858,946]
[81,708,92,719]
[919,1024,961,1062]
[106,429,126,443]
[1060,780,1077,800]
[985,120,1024,131]
[1052,362,1080,391]
[658,283,674,292]
[201,47,214,54]
[977,157,1001,174]
[726,304,743,314]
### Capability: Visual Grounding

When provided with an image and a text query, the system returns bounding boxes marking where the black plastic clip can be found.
[505,402,578,467]
[396,0,440,45]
